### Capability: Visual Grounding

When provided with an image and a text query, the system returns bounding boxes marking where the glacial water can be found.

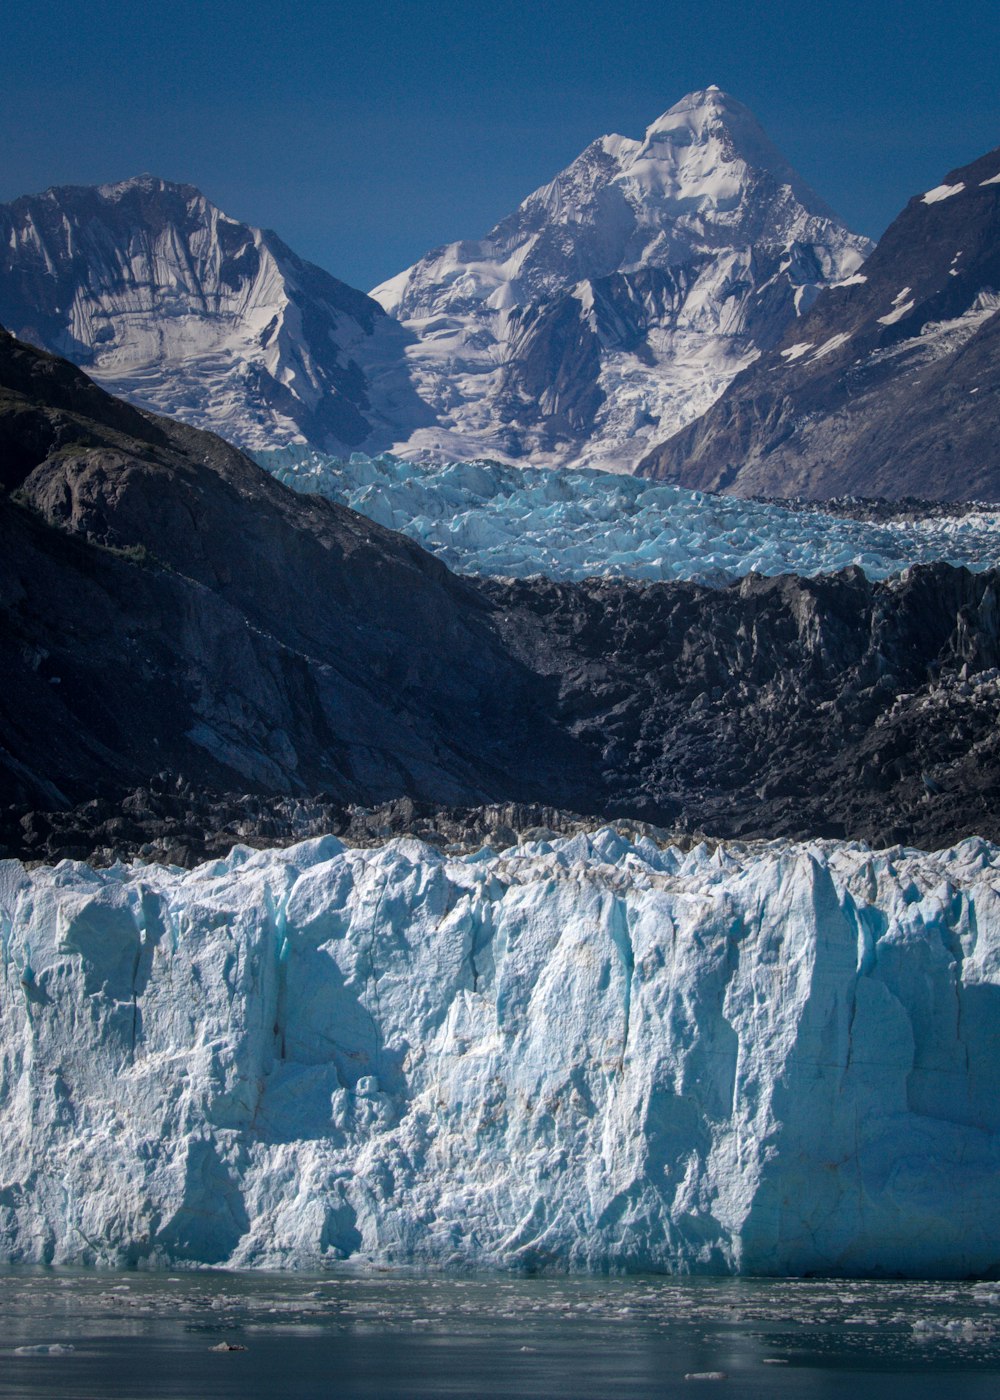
[1,1270,999,1399]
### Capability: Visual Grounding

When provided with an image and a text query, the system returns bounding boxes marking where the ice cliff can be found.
[2,831,999,1276]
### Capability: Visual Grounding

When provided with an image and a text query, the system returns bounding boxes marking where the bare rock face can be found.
[639,145,1000,500]
[3,328,1000,863]
[0,328,593,824]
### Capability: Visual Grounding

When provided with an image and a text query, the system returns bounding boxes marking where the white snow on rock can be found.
[980,172,1000,188]
[779,341,814,362]
[370,88,871,473]
[809,332,851,360]
[0,176,422,456]
[257,448,1000,585]
[922,183,966,205]
[877,300,915,326]
[2,831,1000,1275]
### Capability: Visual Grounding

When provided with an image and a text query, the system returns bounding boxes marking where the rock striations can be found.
[0,175,432,455]
[639,145,1000,499]
[0,327,591,824]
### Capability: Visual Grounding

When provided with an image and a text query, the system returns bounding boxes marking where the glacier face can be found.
[371,87,871,472]
[258,448,1000,585]
[2,832,1000,1276]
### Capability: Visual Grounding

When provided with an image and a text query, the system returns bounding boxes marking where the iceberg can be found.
[2,831,999,1275]
[256,448,1000,586]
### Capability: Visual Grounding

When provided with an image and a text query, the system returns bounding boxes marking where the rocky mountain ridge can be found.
[0,175,432,454]
[638,144,1000,498]
[3,329,1000,863]
[372,87,870,470]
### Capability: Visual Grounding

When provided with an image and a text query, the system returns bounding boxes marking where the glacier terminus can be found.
[2,830,998,1276]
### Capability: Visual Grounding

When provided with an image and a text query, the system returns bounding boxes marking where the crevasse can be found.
[256,449,1000,585]
[1,831,999,1275]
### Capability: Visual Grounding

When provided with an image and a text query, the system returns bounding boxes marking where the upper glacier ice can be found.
[2,831,999,1275]
[257,447,1000,585]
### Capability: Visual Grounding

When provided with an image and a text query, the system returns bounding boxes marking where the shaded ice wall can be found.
[1,832,999,1274]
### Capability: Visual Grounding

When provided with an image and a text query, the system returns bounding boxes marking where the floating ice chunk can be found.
[922,182,965,204]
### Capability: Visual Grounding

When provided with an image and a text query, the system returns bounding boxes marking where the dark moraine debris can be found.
[2,328,999,862]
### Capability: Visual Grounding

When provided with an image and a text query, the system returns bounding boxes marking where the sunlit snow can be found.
[877,299,915,326]
[922,182,966,204]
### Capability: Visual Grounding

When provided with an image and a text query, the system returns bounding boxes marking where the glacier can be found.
[257,447,1000,585]
[2,831,1000,1275]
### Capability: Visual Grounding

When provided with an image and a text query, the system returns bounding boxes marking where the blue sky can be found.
[2,0,998,290]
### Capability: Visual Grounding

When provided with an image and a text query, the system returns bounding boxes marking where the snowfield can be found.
[258,448,1000,585]
[2,831,1000,1274]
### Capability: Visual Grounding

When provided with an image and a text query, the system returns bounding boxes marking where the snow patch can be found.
[809,332,851,360]
[780,341,813,362]
[878,300,915,326]
[922,183,965,204]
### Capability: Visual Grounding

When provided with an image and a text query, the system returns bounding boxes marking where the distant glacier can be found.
[2,831,999,1274]
[257,448,1000,585]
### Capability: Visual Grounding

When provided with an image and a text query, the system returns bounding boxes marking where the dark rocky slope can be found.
[0,328,593,821]
[639,145,1000,499]
[2,329,1000,863]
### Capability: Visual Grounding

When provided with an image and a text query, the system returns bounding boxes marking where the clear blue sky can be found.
[2,0,998,291]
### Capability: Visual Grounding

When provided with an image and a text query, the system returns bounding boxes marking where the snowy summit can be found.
[371,87,871,471]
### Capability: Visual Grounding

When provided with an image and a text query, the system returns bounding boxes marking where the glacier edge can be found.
[0,831,999,1276]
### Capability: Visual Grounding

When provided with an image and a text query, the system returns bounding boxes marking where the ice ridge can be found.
[2,832,1000,1274]
[257,448,1000,585]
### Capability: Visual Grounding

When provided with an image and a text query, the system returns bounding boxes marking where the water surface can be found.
[2,1269,999,1398]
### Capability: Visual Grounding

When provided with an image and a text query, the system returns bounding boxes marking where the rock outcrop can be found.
[3,328,1000,860]
[639,145,1000,499]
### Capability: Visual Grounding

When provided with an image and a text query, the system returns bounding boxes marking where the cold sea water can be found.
[1,1269,999,1399]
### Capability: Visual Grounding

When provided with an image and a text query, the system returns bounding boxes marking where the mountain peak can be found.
[634,88,836,222]
[95,172,203,202]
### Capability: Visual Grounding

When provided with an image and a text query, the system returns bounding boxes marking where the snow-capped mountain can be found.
[0,176,432,453]
[372,87,871,471]
[639,144,1000,499]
